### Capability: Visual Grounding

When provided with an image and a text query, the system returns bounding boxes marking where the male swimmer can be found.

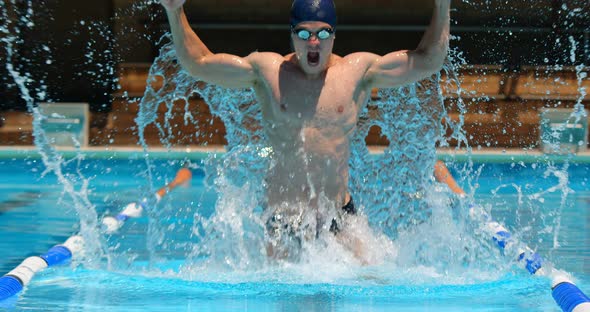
[159,0,451,261]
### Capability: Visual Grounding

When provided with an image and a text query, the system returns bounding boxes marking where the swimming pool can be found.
[1,149,589,311]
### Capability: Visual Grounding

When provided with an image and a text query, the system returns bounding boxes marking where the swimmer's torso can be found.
[250,52,373,209]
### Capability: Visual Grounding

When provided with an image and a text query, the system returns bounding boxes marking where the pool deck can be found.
[0,145,589,163]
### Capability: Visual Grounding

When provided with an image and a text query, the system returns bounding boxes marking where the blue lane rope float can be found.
[0,168,193,301]
[469,203,590,312]
[0,235,84,301]
[553,283,590,312]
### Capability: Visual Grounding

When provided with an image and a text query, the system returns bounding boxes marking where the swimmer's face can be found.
[291,21,335,76]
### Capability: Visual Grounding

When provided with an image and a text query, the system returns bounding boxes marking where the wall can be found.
[112,0,589,65]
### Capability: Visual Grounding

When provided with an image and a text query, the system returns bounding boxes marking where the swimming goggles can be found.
[292,27,334,41]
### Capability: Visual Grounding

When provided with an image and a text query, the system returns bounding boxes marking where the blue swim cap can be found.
[290,0,337,29]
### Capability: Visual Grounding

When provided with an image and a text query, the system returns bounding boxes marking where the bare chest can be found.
[265,73,361,129]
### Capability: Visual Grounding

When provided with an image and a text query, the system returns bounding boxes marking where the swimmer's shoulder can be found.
[246,51,285,65]
[244,51,286,74]
[334,53,384,80]
[341,52,381,66]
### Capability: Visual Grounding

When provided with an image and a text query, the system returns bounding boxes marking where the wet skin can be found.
[160,0,451,260]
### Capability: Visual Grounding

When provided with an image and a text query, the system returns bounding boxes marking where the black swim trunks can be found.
[329,196,356,233]
[265,196,356,238]
[264,196,357,259]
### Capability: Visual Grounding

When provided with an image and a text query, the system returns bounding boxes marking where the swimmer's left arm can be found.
[434,160,465,195]
[361,0,450,88]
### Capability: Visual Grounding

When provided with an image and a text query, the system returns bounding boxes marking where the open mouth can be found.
[307,52,320,66]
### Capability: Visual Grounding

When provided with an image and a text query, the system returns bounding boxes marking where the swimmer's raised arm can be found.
[160,0,258,88]
[360,0,450,88]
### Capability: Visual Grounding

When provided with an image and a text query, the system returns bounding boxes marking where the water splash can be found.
[3,0,587,288]
[0,0,104,264]
[129,31,509,282]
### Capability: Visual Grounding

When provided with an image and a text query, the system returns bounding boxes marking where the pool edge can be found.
[1,145,589,163]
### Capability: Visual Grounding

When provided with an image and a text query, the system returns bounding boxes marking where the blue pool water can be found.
[1,150,589,311]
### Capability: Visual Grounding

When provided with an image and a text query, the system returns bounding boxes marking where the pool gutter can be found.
[0,145,589,163]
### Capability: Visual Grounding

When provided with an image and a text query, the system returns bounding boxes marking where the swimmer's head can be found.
[290,0,337,30]
[289,0,337,77]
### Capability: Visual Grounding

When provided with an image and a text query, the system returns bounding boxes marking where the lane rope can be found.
[0,168,192,301]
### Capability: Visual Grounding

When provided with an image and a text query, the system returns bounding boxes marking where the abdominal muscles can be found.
[265,124,350,209]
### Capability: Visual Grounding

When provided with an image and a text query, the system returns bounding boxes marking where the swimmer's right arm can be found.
[161,0,258,88]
